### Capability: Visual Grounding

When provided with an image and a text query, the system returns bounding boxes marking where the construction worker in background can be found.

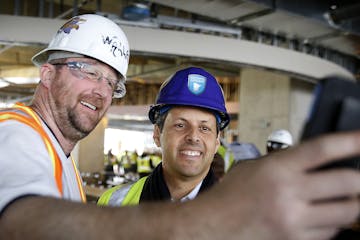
[267,129,294,153]
[120,150,132,174]
[98,67,230,206]
[149,150,162,168]
[2,14,360,240]
[229,134,261,163]
[136,152,153,178]
[211,152,226,182]
[104,149,119,176]
[129,150,138,173]
[217,139,235,173]
[120,150,138,182]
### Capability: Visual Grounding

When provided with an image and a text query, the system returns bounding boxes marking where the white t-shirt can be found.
[0,115,83,213]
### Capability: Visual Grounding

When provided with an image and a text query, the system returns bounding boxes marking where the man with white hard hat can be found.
[0,14,130,206]
[267,129,293,153]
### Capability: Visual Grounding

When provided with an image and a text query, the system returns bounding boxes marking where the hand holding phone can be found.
[301,77,360,170]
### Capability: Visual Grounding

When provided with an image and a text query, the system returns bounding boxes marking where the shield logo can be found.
[188,74,206,95]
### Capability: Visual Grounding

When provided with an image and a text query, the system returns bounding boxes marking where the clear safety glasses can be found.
[52,61,126,98]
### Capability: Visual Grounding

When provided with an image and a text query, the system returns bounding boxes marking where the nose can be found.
[185,127,200,143]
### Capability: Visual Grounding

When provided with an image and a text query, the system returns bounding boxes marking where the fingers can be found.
[305,198,360,228]
[279,131,360,172]
[301,227,338,240]
[218,131,360,240]
[293,199,360,240]
[303,170,360,201]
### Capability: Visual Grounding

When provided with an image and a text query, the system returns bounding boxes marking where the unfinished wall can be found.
[77,118,107,173]
[238,68,314,154]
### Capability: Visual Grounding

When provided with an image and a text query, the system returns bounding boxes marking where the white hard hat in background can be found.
[267,129,293,146]
[32,14,130,79]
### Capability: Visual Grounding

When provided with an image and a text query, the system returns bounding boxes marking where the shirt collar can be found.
[171,180,203,203]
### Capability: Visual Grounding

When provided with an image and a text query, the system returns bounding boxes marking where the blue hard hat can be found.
[148,67,230,130]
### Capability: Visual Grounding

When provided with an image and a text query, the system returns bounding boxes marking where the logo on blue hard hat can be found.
[187,74,206,95]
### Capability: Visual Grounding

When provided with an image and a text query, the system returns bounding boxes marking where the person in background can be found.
[104,149,119,176]
[267,129,294,153]
[136,151,153,178]
[149,150,162,168]
[211,152,226,182]
[129,150,139,174]
[229,134,261,163]
[1,14,360,240]
[98,67,227,205]
[217,138,235,173]
[120,150,132,174]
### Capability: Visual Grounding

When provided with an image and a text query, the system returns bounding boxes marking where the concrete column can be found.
[289,80,315,142]
[238,68,291,154]
[238,68,314,154]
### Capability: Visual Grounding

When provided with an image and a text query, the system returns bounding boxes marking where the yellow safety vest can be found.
[137,156,152,174]
[0,103,86,202]
[150,155,162,168]
[98,176,148,206]
[217,145,234,173]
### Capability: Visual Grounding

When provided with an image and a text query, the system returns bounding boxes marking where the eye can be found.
[200,126,211,132]
[107,78,117,90]
[175,123,184,129]
[83,68,99,79]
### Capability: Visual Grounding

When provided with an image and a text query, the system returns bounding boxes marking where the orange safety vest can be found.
[0,103,86,202]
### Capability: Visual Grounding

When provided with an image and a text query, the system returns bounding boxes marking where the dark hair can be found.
[155,110,169,133]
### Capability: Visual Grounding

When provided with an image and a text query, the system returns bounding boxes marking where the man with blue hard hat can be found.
[148,67,230,130]
[98,67,229,205]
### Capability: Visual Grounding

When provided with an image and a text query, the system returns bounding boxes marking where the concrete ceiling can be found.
[151,0,360,60]
[0,0,359,104]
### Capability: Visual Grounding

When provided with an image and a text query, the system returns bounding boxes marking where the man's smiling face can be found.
[154,106,220,180]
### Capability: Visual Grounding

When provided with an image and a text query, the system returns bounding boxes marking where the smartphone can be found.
[301,76,360,170]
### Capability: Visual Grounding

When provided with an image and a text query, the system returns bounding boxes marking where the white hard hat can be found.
[32,14,130,79]
[267,129,293,146]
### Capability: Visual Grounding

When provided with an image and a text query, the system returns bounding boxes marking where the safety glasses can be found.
[52,61,126,98]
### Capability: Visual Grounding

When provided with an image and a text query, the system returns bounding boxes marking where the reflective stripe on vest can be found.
[98,176,148,206]
[0,103,86,202]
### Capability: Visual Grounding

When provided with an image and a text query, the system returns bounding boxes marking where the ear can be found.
[153,125,161,147]
[39,63,56,88]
